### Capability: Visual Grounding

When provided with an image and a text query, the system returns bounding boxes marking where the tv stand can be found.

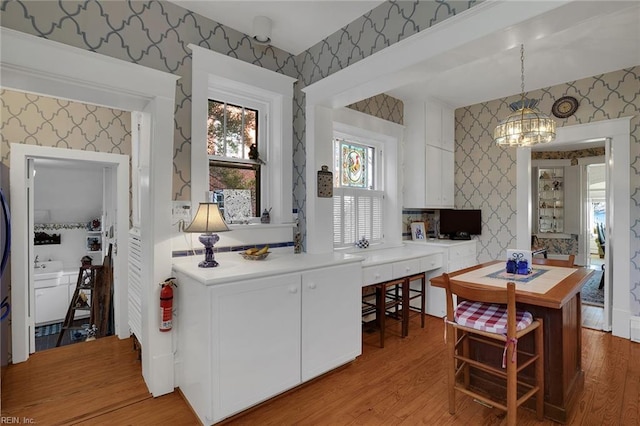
[450,232,471,240]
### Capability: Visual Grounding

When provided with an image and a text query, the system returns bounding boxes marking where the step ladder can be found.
[56,244,113,347]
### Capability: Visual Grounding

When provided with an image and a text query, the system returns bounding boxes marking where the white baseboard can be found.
[612,308,631,339]
[630,316,640,343]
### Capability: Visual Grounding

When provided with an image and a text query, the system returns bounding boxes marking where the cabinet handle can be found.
[374,273,381,279]
[288,286,298,294]
[308,282,317,290]
[405,267,411,272]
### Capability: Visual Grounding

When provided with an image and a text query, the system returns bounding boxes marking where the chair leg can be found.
[446,322,457,414]
[420,275,426,328]
[535,319,545,420]
[402,278,409,337]
[376,285,385,348]
[506,341,517,426]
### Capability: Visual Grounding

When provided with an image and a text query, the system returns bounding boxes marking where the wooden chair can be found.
[443,273,544,426]
[532,254,575,267]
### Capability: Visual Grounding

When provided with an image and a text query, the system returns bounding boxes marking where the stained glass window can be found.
[333,138,375,189]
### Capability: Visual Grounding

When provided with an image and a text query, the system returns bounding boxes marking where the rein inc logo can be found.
[1,418,35,424]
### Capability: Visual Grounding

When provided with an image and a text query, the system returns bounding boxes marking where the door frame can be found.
[11,145,129,354]
[2,28,178,396]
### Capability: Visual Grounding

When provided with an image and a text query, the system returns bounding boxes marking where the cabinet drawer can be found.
[450,244,476,259]
[363,264,392,285]
[420,253,443,272]
[392,259,421,279]
[449,256,477,273]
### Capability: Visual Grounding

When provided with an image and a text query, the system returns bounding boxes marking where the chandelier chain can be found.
[520,44,525,96]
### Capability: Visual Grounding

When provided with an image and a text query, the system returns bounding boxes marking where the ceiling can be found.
[168,0,384,55]
[169,1,638,152]
[169,1,639,107]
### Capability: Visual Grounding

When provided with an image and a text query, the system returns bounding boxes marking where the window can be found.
[208,100,260,218]
[189,44,295,228]
[333,136,384,248]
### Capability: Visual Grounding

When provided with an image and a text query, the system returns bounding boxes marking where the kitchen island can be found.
[430,261,593,423]
[173,250,363,425]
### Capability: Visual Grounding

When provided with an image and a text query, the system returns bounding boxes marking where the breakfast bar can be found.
[430,261,593,423]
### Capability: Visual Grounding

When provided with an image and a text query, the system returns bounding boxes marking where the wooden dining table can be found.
[430,260,594,424]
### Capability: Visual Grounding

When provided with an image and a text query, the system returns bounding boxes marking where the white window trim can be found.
[331,108,404,250]
[189,44,296,225]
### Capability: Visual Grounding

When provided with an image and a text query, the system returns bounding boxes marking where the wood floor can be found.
[2,315,638,425]
[582,304,605,330]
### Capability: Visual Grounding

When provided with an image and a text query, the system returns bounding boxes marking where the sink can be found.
[33,261,64,281]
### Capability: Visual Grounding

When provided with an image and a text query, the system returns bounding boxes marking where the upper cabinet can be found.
[404,99,455,208]
[425,101,455,152]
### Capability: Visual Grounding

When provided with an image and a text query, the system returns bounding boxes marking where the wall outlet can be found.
[172,201,191,224]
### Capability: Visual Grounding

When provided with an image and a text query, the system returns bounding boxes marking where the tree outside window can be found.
[208,100,260,217]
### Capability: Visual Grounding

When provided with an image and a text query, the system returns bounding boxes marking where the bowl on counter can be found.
[239,251,271,261]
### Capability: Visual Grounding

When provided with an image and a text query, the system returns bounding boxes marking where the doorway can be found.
[581,161,606,330]
[11,145,128,355]
[31,158,115,351]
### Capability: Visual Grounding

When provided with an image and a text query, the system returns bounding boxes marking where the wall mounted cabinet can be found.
[404,99,455,208]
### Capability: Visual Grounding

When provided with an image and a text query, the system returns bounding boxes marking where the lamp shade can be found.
[184,203,229,233]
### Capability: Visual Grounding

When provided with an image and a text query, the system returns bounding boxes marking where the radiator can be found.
[128,228,143,341]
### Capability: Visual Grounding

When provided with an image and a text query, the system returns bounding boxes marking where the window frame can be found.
[332,131,386,249]
[207,96,264,218]
[189,44,295,226]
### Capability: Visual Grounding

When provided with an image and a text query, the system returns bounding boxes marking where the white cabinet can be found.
[404,99,455,208]
[425,100,455,151]
[175,261,362,425]
[214,273,301,418]
[406,240,477,317]
[35,283,68,325]
[301,265,361,381]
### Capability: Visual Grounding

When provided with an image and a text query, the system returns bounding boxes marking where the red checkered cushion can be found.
[455,301,533,334]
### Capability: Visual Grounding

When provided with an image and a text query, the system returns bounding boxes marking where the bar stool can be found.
[362,277,408,348]
[386,272,426,329]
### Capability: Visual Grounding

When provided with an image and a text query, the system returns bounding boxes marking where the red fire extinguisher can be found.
[160,277,176,332]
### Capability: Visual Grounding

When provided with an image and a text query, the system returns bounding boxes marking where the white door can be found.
[301,264,361,381]
[212,273,301,421]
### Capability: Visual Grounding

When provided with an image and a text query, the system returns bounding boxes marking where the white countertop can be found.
[354,245,444,267]
[404,238,476,248]
[172,250,362,286]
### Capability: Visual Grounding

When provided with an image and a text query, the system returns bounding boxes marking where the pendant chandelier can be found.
[493,44,556,147]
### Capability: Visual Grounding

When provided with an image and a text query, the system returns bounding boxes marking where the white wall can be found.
[33,164,103,269]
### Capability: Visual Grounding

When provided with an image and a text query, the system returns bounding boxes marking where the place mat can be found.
[452,262,577,294]
[486,267,549,283]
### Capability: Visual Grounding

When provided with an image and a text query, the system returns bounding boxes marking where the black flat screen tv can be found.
[439,209,482,240]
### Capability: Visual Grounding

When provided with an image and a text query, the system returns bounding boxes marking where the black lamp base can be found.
[198,259,219,268]
[198,233,221,268]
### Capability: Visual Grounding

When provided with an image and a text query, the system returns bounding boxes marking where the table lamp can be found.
[184,202,229,267]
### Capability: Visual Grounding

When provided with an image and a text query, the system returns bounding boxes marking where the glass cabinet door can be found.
[537,167,564,233]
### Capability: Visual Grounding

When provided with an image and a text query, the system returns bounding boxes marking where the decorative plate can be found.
[239,251,271,261]
[551,96,579,118]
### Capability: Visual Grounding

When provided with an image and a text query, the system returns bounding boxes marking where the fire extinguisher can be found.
[160,277,176,332]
